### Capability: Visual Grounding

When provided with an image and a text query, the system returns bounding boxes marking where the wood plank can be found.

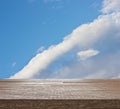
[0,100,120,109]
[0,79,120,109]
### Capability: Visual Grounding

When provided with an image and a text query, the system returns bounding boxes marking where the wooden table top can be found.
[0,79,120,99]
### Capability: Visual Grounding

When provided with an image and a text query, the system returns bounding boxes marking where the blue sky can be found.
[0,0,120,79]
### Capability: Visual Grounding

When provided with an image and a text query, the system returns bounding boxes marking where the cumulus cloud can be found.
[77,49,100,61]
[84,51,120,79]
[10,0,120,79]
[36,46,45,54]
[52,51,120,79]
[101,0,120,13]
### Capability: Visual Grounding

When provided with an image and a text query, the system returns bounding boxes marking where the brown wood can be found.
[0,79,120,109]
[0,100,120,109]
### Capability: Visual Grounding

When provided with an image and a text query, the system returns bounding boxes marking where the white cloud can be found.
[10,0,120,79]
[52,51,120,79]
[10,12,120,79]
[84,52,120,79]
[36,46,45,53]
[77,49,100,61]
[101,0,120,13]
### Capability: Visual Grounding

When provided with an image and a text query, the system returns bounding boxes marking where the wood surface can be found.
[0,79,120,109]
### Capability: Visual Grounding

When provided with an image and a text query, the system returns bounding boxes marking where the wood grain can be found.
[0,79,120,109]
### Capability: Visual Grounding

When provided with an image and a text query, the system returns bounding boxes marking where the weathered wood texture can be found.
[0,79,120,109]
[0,100,120,109]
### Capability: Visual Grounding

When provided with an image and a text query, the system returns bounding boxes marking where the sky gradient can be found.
[0,0,120,79]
